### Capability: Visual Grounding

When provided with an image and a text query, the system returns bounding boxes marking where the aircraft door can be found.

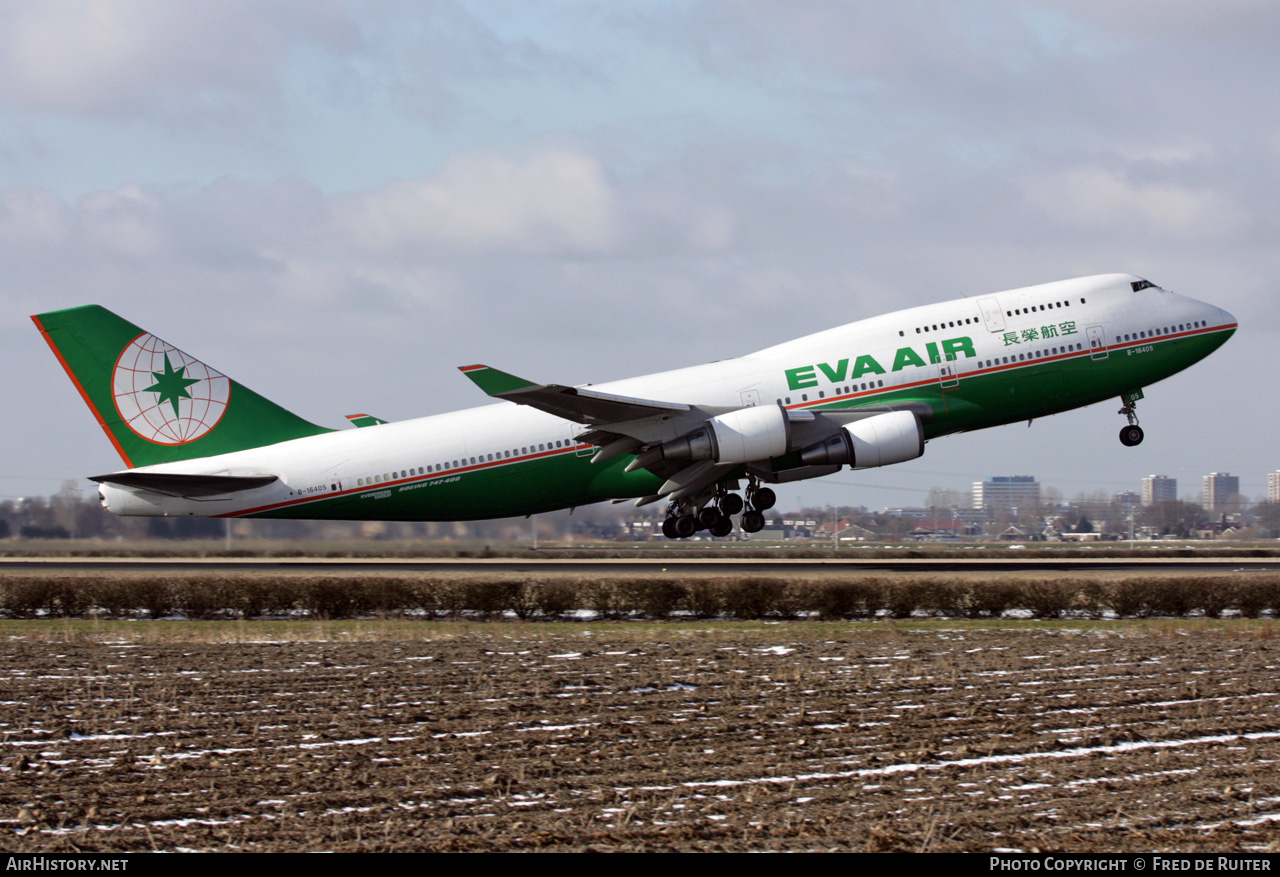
[938,354,959,390]
[1087,325,1109,360]
[569,425,594,457]
[740,389,760,407]
[979,298,1005,333]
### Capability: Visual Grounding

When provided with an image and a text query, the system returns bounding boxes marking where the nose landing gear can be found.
[1118,391,1144,447]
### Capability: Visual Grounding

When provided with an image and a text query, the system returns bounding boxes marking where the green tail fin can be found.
[33,305,331,468]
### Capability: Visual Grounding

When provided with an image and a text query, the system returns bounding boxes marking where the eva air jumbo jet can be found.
[34,273,1235,539]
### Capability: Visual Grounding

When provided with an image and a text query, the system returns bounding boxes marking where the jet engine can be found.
[627,404,791,471]
[797,410,923,469]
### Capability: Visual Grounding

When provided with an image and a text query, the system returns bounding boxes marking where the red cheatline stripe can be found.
[31,315,135,468]
[218,443,593,517]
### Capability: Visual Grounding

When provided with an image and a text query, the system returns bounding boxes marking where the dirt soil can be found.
[3,624,1280,852]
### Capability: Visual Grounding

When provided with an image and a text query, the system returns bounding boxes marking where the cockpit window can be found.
[1131,279,1157,292]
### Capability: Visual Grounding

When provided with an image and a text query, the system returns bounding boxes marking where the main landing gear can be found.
[1118,394,1144,447]
[659,478,777,539]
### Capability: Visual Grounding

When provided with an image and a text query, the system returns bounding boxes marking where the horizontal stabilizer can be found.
[346,413,388,428]
[90,472,279,498]
[459,364,689,426]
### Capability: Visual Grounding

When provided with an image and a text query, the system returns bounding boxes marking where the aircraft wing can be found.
[458,364,843,505]
[458,364,689,426]
[89,472,280,498]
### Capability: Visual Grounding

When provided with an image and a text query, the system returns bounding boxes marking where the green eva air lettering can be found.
[786,366,819,390]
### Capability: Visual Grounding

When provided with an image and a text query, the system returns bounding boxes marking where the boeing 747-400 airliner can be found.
[34,273,1235,538]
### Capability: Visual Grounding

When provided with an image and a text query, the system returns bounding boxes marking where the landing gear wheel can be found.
[709,516,734,538]
[741,510,765,533]
[674,514,697,539]
[719,494,744,516]
[752,487,776,511]
[698,507,723,529]
[1119,425,1144,447]
[662,518,679,539]
[1117,394,1143,447]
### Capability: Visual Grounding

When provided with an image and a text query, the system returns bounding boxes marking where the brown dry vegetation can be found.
[3,621,1280,852]
[4,570,1280,621]
[5,538,1280,559]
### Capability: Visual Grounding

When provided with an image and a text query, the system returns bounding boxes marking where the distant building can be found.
[883,507,928,519]
[1141,475,1178,506]
[973,476,1040,512]
[1202,472,1240,512]
[1113,490,1141,511]
[1269,472,1280,504]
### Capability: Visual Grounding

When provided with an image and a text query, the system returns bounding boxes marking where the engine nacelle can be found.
[798,410,923,469]
[630,404,791,470]
[706,403,791,464]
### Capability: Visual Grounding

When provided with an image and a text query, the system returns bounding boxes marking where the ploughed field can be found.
[4,624,1280,852]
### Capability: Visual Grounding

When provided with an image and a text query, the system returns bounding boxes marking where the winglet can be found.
[458,364,538,397]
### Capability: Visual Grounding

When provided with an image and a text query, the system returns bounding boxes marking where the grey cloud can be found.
[0,1,355,116]
[0,0,587,129]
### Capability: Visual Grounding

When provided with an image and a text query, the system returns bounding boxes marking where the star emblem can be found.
[144,353,201,419]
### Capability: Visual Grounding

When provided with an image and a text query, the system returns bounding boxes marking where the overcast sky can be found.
[4,0,1276,512]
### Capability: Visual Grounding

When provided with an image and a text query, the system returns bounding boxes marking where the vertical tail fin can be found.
[33,305,331,468]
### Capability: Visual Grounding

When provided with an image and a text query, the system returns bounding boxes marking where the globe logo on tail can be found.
[112,334,230,444]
